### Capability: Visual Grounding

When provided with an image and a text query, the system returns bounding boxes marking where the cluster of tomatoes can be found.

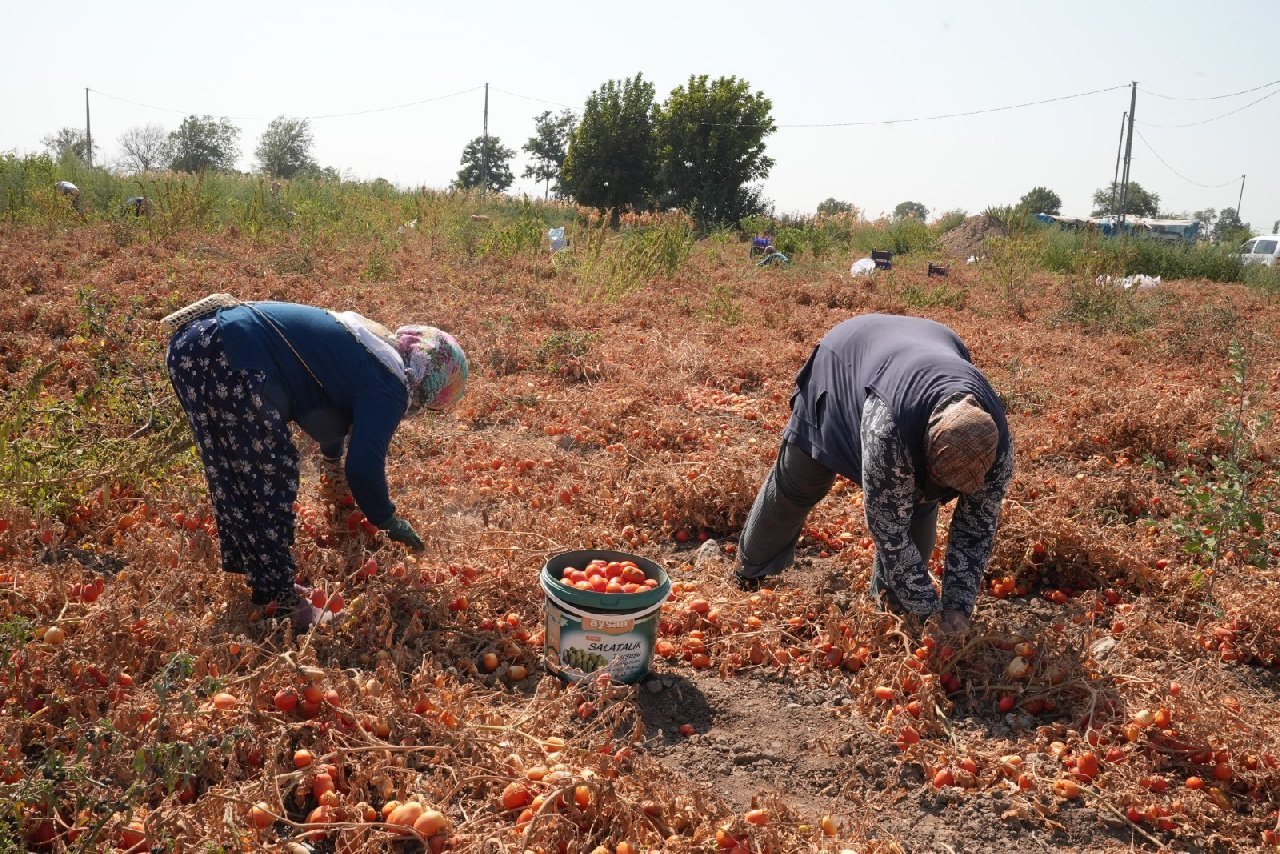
[557,559,660,595]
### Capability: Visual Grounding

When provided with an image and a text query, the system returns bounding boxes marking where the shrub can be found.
[982,209,1045,318]
[1166,343,1274,606]
[933,209,967,234]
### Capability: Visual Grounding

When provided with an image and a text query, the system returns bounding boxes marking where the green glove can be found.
[379,516,424,551]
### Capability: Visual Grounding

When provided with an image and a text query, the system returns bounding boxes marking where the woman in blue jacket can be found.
[165,300,468,629]
[734,314,1013,636]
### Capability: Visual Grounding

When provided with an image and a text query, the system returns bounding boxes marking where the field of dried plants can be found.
[1,210,1278,853]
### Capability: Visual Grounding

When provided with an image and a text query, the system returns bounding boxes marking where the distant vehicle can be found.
[1238,235,1280,267]
[1035,213,1200,244]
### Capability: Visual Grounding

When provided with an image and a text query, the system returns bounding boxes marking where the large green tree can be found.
[41,127,97,164]
[654,75,775,226]
[168,115,240,173]
[893,200,929,221]
[1091,181,1160,218]
[453,136,515,193]
[817,197,855,216]
[561,74,658,214]
[522,109,575,199]
[1016,186,1062,216]
[255,116,315,179]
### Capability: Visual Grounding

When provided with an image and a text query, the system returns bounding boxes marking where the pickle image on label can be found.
[562,646,609,673]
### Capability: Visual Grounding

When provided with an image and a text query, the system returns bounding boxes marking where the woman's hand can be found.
[380,516,424,551]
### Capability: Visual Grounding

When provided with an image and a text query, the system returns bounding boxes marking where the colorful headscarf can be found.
[395,325,468,413]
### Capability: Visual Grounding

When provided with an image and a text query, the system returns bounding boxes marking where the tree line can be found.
[44,116,332,181]
[454,73,775,227]
[816,183,1252,243]
[41,72,775,230]
[39,76,1260,240]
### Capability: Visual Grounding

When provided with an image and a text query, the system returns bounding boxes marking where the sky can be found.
[3,1,1277,231]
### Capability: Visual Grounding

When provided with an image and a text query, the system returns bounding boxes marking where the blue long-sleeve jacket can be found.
[216,302,408,524]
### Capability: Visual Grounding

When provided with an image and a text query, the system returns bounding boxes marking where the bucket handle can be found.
[542,584,670,622]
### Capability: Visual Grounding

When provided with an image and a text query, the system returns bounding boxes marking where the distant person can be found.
[55,180,84,216]
[732,314,1013,637]
[125,196,152,217]
[163,297,468,630]
[757,246,790,267]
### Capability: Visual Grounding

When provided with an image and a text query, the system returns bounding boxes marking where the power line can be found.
[489,86,574,111]
[1134,128,1242,189]
[1136,86,1280,128]
[498,81,1131,128]
[1140,78,1280,101]
[87,86,483,122]
[770,82,1131,128]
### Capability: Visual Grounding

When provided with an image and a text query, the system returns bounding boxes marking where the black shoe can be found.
[732,570,768,592]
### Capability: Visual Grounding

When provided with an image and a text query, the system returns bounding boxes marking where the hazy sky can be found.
[3,1,1276,229]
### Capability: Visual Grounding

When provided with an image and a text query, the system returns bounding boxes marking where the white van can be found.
[1238,235,1280,266]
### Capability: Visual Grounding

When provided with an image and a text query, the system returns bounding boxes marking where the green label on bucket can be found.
[554,624,650,682]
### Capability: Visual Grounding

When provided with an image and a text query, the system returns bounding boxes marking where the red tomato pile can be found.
[558,559,659,594]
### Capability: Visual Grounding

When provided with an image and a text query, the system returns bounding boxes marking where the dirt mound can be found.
[939,214,1007,259]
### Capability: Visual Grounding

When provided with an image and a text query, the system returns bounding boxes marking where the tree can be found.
[817,198,854,217]
[41,127,97,164]
[1192,208,1217,235]
[117,124,170,173]
[654,75,775,226]
[561,74,659,214]
[255,117,315,179]
[1091,181,1160,218]
[1211,207,1251,243]
[893,201,928,221]
[522,110,575,199]
[453,136,515,193]
[1016,186,1061,216]
[168,115,240,173]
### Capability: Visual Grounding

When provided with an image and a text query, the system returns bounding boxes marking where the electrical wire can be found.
[494,81,1130,128]
[489,87,575,111]
[87,86,483,122]
[717,83,1131,128]
[1140,78,1280,101]
[1136,86,1280,128]
[1134,129,1242,189]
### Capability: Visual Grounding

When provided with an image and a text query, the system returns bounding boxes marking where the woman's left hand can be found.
[380,516,425,551]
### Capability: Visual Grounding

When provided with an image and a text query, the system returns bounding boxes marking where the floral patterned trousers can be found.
[166,316,299,604]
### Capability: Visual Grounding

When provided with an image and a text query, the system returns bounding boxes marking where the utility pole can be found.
[481,82,489,193]
[1109,111,1126,218]
[85,88,92,168]
[1117,82,1137,226]
[1236,174,1246,219]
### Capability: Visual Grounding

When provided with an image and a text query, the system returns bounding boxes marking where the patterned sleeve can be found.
[940,441,1014,615]
[860,395,940,616]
